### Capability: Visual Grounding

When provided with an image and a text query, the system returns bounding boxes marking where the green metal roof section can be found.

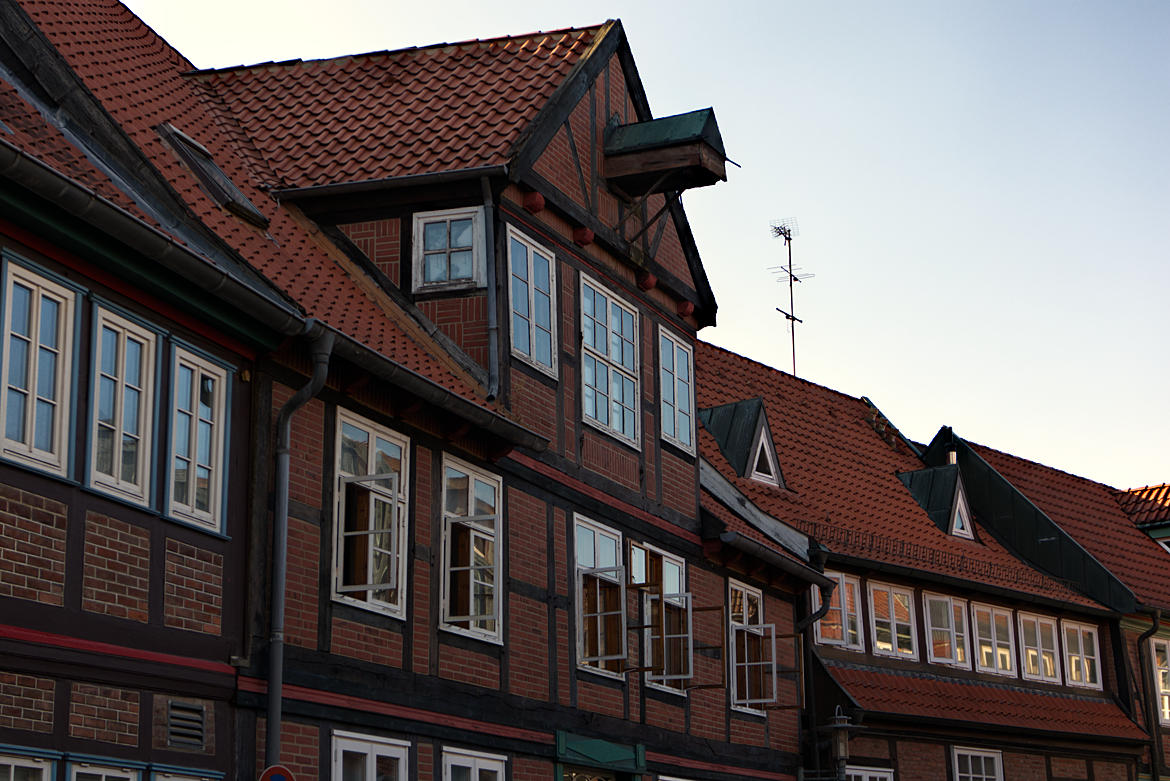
[604,107,726,158]
[897,464,960,534]
[556,731,645,772]
[698,397,767,479]
[922,427,1137,614]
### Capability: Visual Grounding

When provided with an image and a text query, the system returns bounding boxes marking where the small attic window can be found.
[750,428,781,487]
[951,482,974,539]
[159,123,269,228]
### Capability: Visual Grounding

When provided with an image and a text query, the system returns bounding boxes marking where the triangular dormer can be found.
[697,398,785,489]
[897,463,974,540]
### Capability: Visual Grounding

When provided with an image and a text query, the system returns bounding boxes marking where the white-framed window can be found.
[1153,638,1170,724]
[0,753,53,779]
[440,456,502,641]
[1018,613,1060,683]
[869,582,916,659]
[580,277,638,445]
[90,308,156,504]
[924,593,969,667]
[575,516,627,675]
[168,347,228,530]
[412,207,485,291]
[442,747,505,781]
[1,261,76,475]
[728,579,777,709]
[658,329,693,452]
[333,409,410,618]
[1062,620,1101,689]
[953,747,1002,781]
[749,426,780,486]
[151,775,216,781]
[972,604,1015,676]
[814,571,862,650]
[630,541,692,691]
[71,764,139,781]
[950,483,974,539]
[846,768,894,781]
[507,226,556,375]
[332,730,410,780]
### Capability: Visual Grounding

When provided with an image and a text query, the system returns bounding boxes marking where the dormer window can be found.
[750,427,780,486]
[950,481,974,539]
[412,207,485,292]
[158,123,269,228]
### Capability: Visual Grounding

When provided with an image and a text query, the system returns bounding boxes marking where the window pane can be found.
[39,298,59,348]
[98,376,116,424]
[424,253,447,282]
[473,478,496,517]
[199,375,215,419]
[33,399,53,451]
[450,251,473,280]
[533,252,550,290]
[576,525,594,568]
[125,338,142,385]
[36,348,56,399]
[340,422,369,476]
[445,468,469,515]
[511,278,529,317]
[450,766,471,781]
[512,313,530,354]
[8,337,28,389]
[173,455,189,503]
[9,283,31,336]
[101,326,118,375]
[510,238,528,279]
[123,387,140,435]
[597,533,617,569]
[121,434,138,484]
[424,220,447,251]
[342,749,366,781]
[177,365,193,411]
[174,411,191,457]
[534,328,551,367]
[450,218,473,248]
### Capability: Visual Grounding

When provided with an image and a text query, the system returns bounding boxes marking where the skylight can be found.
[159,123,269,228]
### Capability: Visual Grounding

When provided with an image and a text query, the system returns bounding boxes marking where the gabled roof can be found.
[193,26,602,190]
[826,661,1146,741]
[698,397,774,480]
[3,0,544,448]
[1115,483,1170,527]
[962,439,1170,611]
[694,341,1101,610]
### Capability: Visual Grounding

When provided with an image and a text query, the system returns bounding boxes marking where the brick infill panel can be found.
[0,482,67,606]
[0,671,54,733]
[83,512,149,622]
[69,682,139,746]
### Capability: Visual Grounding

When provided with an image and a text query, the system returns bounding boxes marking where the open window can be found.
[814,571,863,650]
[728,580,778,708]
[629,541,693,689]
[440,457,502,641]
[575,517,627,674]
[333,411,409,617]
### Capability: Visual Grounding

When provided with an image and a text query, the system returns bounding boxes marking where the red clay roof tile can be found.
[1114,483,1170,526]
[827,661,1146,740]
[972,444,1170,610]
[695,341,1099,608]
[191,27,599,189]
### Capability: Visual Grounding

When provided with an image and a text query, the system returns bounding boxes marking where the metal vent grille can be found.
[167,700,205,748]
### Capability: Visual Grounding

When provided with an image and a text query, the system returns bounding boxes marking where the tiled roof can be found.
[13,0,507,411]
[1115,484,1170,526]
[700,487,807,567]
[192,27,600,189]
[827,661,1146,740]
[972,444,1170,610]
[695,341,1099,608]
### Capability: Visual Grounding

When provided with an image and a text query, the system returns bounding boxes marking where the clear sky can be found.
[123,0,1170,489]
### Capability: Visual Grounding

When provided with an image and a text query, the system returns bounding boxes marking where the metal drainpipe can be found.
[481,176,500,400]
[265,322,334,768]
[795,582,835,780]
[1139,608,1163,781]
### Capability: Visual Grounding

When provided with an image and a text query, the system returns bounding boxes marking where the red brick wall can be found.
[687,688,725,741]
[1002,752,1046,780]
[83,512,149,622]
[331,616,403,667]
[578,679,623,719]
[164,538,223,634]
[273,383,325,510]
[256,718,319,780]
[510,369,558,442]
[0,671,53,733]
[285,516,319,649]
[508,594,549,699]
[661,448,696,515]
[339,218,401,284]
[644,696,684,733]
[438,642,500,689]
[69,682,138,746]
[0,483,66,605]
[895,741,946,781]
[513,757,555,781]
[581,430,639,490]
[1093,759,1131,781]
[729,714,766,748]
[1051,756,1088,778]
[418,295,489,370]
[850,737,891,760]
[508,488,547,585]
[413,446,433,675]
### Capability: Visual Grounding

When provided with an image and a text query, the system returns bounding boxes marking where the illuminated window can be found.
[924,593,969,667]
[1018,613,1060,683]
[972,603,1015,676]
[1063,620,1101,689]
[869,582,916,659]
[1153,638,1170,724]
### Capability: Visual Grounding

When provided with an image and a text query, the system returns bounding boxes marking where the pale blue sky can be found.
[124,0,1170,489]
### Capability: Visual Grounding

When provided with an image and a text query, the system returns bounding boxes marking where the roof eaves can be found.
[273,165,510,202]
[699,458,809,562]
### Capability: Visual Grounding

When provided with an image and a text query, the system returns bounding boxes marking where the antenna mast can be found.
[769,219,813,377]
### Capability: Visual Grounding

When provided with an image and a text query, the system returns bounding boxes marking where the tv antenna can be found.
[768,219,814,377]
